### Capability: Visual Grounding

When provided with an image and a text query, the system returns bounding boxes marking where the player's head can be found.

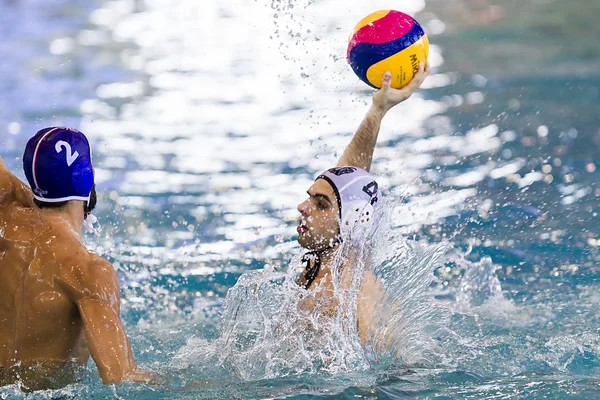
[297,166,380,251]
[23,127,96,218]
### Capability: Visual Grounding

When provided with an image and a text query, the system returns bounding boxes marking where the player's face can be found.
[296,179,340,251]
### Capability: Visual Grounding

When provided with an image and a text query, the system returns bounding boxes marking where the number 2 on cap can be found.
[55,141,79,167]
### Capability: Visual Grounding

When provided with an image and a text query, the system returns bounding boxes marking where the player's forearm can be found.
[336,64,429,171]
[336,105,387,172]
[79,299,138,384]
[88,323,137,383]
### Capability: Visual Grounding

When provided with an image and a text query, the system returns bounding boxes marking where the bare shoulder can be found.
[54,242,120,306]
[357,269,384,342]
[0,162,33,209]
[0,160,16,207]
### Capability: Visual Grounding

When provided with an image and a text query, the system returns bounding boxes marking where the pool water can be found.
[0,0,599,398]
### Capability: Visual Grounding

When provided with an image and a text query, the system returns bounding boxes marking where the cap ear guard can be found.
[317,166,381,241]
[340,197,377,239]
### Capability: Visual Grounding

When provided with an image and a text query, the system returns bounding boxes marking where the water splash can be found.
[536,333,600,372]
[455,255,505,310]
[367,237,450,366]
[172,199,453,382]
[172,258,371,382]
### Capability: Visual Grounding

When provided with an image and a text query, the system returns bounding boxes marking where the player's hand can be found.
[372,62,430,114]
[127,368,167,385]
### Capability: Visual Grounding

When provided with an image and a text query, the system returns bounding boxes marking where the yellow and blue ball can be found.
[347,10,429,89]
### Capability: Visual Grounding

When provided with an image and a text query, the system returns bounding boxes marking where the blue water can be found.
[1,0,599,398]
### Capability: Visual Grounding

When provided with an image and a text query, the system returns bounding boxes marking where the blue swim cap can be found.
[23,127,95,203]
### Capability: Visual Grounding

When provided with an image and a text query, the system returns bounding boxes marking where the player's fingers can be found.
[381,71,392,90]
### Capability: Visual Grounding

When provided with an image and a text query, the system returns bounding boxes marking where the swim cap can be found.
[23,127,95,203]
[316,166,381,239]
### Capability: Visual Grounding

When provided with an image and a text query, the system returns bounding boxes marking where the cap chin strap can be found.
[299,251,322,289]
[83,192,101,235]
[83,196,92,219]
[299,205,374,289]
[298,236,341,289]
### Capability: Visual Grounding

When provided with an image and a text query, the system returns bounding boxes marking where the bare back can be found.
[0,166,145,391]
[0,174,96,388]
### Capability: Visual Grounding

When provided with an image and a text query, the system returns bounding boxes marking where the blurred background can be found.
[0,0,599,398]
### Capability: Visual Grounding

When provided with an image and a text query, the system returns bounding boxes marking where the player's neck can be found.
[41,201,84,240]
[318,245,338,270]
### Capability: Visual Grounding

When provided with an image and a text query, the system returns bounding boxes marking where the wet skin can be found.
[297,178,383,343]
[294,64,431,344]
[0,159,150,391]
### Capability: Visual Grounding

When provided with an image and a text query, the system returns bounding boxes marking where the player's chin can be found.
[297,231,322,250]
[298,234,334,252]
[296,232,311,249]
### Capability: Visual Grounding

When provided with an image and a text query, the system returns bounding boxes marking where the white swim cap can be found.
[316,166,381,239]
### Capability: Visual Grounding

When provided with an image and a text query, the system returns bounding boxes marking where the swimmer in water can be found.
[296,63,430,343]
[0,127,157,391]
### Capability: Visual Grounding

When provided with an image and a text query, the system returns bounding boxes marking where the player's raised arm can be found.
[336,63,430,172]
